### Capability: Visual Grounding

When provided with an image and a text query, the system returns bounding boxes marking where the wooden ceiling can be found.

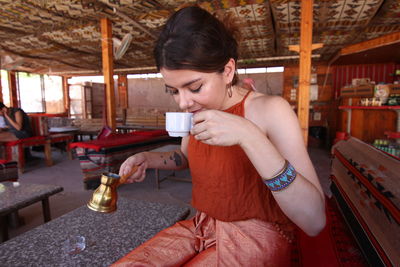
[0,0,399,76]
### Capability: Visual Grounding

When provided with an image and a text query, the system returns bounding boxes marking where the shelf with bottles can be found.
[339,83,400,105]
[372,138,400,158]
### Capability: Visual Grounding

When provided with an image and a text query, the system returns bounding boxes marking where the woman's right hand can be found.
[119,152,148,183]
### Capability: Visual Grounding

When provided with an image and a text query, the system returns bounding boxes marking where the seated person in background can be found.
[0,102,32,141]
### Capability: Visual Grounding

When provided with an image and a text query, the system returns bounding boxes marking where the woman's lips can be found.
[190,109,204,114]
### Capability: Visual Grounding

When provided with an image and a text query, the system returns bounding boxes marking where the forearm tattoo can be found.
[160,151,184,166]
[160,155,167,165]
[173,152,182,166]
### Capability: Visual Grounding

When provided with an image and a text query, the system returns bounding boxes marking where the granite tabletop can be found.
[0,182,63,216]
[0,197,190,267]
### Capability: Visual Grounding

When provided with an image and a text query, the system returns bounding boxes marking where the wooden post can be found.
[118,74,128,124]
[8,71,19,108]
[101,18,116,131]
[117,74,128,109]
[0,70,3,103]
[62,76,70,115]
[297,0,314,145]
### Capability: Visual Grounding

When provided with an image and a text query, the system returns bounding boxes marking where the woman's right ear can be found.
[223,58,236,84]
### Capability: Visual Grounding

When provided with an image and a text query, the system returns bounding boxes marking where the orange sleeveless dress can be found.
[188,90,293,233]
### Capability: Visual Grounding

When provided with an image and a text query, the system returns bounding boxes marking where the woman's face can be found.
[160,60,235,113]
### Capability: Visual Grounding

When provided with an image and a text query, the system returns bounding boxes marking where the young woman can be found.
[0,102,32,141]
[116,6,325,266]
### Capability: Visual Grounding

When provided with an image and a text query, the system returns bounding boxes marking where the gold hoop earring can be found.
[227,83,233,98]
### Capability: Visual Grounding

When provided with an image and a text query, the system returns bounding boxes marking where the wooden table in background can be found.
[0,182,63,242]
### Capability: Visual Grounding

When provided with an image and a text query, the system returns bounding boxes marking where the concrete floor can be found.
[6,145,332,241]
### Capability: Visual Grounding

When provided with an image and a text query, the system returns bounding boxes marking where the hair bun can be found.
[213,10,241,43]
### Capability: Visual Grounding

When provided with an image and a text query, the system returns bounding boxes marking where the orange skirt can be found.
[112,212,291,267]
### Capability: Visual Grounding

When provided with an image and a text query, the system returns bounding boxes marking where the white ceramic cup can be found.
[165,112,193,137]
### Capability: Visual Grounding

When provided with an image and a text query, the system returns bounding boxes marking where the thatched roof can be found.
[0,0,399,76]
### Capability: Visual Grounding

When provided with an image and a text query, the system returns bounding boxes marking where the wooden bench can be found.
[3,116,75,173]
[4,136,53,173]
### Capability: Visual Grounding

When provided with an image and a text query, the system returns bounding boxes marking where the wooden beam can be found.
[0,45,92,70]
[289,43,323,53]
[340,31,400,56]
[8,72,19,108]
[101,18,116,131]
[297,0,314,145]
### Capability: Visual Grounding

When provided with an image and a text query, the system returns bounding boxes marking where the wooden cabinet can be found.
[338,105,400,143]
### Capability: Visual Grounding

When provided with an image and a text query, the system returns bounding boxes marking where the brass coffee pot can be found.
[87,166,138,213]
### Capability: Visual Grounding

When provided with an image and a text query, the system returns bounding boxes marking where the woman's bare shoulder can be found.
[245,93,295,131]
[247,93,292,115]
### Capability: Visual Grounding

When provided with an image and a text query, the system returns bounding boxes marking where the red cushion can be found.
[97,126,113,140]
[70,135,154,151]
[5,136,47,146]
[130,130,168,137]
[49,133,73,143]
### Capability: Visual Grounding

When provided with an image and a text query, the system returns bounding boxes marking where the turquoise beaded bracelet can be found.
[263,160,297,191]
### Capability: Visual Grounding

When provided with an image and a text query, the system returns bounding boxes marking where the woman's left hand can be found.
[191,110,255,146]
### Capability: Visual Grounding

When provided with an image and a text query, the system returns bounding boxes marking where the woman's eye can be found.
[165,87,178,95]
[190,85,202,93]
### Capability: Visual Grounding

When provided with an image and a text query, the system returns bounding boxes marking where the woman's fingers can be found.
[191,112,210,136]
[119,159,133,177]
[191,110,251,147]
[119,155,146,184]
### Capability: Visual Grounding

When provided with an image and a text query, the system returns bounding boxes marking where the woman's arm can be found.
[3,109,24,131]
[144,136,189,170]
[119,137,189,183]
[242,96,326,236]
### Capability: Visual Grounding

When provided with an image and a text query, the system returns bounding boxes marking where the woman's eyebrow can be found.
[165,78,201,89]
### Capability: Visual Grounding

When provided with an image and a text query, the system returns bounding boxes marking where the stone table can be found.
[0,197,190,266]
[0,182,63,242]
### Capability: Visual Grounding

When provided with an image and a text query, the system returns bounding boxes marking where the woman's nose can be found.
[177,91,193,110]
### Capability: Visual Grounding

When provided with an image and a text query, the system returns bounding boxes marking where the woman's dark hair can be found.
[154,6,239,84]
[0,102,5,109]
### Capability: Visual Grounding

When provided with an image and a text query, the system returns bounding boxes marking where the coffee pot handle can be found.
[118,165,139,185]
